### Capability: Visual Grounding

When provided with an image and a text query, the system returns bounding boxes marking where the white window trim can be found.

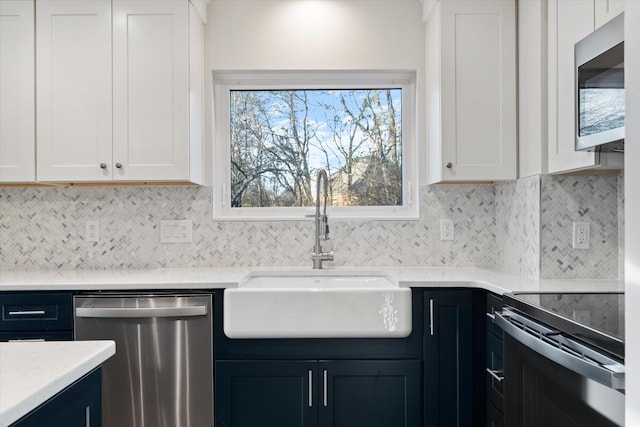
[212,70,419,221]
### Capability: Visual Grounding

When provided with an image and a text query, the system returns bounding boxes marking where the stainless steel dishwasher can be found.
[74,293,213,427]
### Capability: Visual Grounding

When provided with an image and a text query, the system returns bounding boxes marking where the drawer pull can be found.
[308,370,313,407]
[323,369,328,407]
[486,368,504,382]
[8,310,46,316]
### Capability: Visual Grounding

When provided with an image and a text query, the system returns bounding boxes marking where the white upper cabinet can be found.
[36,0,112,182]
[0,0,35,183]
[595,0,624,29]
[425,0,517,183]
[547,0,623,174]
[112,0,189,182]
[36,0,205,183]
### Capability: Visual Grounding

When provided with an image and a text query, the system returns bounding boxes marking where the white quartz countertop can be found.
[0,267,624,294]
[0,340,115,427]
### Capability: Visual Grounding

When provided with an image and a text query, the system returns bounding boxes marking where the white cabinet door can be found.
[112,0,190,181]
[595,0,624,29]
[426,0,517,183]
[547,0,623,173]
[0,0,35,183]
[36,0,112,182]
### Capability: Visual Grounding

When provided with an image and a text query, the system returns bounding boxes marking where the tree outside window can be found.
[229,88,402,209]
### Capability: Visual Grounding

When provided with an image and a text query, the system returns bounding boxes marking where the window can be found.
[212,70,418,220]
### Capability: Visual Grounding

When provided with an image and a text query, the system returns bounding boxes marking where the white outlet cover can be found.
[440,219,454,241]
[572,222,590,249]
[85,220,99,242]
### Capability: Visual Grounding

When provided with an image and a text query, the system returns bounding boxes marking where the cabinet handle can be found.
[8,310,46,316]
[446,162,453,169]
[323,369,328,407]
[115,163,123,169]
[429,299,434,336]
[308,370,313,407]
[85,405,91,427]
[486,368,504,383]
[99,163,107,169]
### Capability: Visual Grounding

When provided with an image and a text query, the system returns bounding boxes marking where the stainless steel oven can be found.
[494,292,625,427]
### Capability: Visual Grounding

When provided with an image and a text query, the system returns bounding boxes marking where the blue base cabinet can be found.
[12,369,102,427]
[215,360,421,427]
[215,361,316,427]
[485,292,504,426]
[424,290,477,427]
[321,360,420,427]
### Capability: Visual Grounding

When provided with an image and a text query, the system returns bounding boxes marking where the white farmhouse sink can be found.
[223,270,412,339]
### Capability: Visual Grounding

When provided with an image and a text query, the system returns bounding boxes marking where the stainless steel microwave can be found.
[575,13,624,152]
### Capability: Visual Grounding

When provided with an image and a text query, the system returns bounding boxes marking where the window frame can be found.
[212,70,419,221]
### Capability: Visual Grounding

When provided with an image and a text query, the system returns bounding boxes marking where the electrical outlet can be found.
[85,220,99,242]
[160,220,192,243]
[572,222,590,249]
[440,219,454,241]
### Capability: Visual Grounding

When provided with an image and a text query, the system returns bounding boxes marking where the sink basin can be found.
[224,270,412,339]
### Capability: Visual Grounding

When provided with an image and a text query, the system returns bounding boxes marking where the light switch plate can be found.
[160,220,192,243]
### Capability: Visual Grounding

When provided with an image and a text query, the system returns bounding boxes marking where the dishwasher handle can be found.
[75,305,207,318]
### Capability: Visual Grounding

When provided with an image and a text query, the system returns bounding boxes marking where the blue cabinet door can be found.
[423,290,473,427]
[216,359,421,427]
[319,360,421,427]
[215,360,317,427]
[12,369,101,427]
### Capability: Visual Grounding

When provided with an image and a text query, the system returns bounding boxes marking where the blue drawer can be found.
[0,293,73,332]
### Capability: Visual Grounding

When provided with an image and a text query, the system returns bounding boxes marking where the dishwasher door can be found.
[74,294,213,427]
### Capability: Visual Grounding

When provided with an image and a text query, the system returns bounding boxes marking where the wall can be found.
[203,0,427,186]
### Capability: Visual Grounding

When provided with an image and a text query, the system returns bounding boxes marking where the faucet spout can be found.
[312,169,334,269]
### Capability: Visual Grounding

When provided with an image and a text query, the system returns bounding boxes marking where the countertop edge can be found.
[0,341,116,427]
[0,267,624,294]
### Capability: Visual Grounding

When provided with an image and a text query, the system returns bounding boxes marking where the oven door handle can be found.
[494,311,625,390]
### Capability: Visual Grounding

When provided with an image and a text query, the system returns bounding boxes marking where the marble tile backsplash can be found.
[495,175,541,278]
[540,174,620,280]
[0,185,497,270]
[619,176,625,280]
[0,174,624,278]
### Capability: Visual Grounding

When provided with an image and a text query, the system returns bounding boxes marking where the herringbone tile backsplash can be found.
[0,185,496,270]
[0,175,623,279]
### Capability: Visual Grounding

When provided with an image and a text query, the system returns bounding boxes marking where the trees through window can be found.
[230,88,402,208]
[213,71,417,220]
